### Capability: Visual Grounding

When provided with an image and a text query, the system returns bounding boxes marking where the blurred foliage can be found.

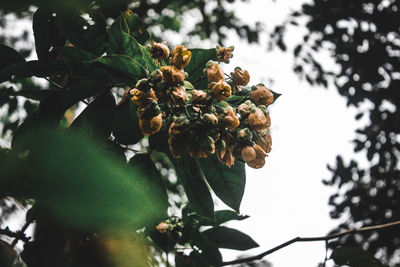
[0,1,271,266]
[269,0,400,265]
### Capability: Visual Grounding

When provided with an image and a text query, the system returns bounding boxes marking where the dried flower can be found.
[156,222,169,234]
[217,46,234,63]
[203,113,218,125]
[139,113,162,135]
[171,45,192,69]
[206,62,224,83]
[171,86,187,104]
[255,129,272,153]
[211,80,232,101]
[250,84,274,106]
[246,144,267,169]
[221,106,240,130]
[233,67,250,86]
[191,90,207,103]
[248,107,270,130]
[161,65,185,84]
[151,42,170,60]
[130,88,157,105]
[241,145,256,162]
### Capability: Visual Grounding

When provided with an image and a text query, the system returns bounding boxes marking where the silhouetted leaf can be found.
[112,99,143,145]
[198,156,246,212]
[1,60,69,81]
[0,43,26,71]
[68,91,115,139]
[331,246,384,267]
[176,156,214,219]
[203,226,259,250]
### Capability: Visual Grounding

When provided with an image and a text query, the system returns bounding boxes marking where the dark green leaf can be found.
[22,129,162,231]
[176,156,214,219]
[331,246,384,267]
[198,156,246,212]
[55,46,97,63]
[0,43,26,71]
[191,231,222,266]
[203,226,259,251]
[128,153,168,223]
[91,54,147,83]
[107,28,157,72]
[112,99,143,145]
[185,48,217,89]
[214,210,249,225]
[33,8,65,60]
[56,11,107,56]
[1,60,69,81]
[0,88,58,101]
[68,91,115,140]
[60,79,110,108]
[112,11,151,45]
[0,240,17,267]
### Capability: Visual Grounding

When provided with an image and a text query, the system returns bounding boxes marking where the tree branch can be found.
[221,220,400,266]
[0,226,30,245]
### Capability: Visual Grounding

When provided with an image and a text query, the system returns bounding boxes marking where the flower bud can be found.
[130,88,158,105]
[171,45,191,69]
[221,106,240,130]
[149,69,164,83]
[191,90,207,103]
[217,144,234,167]
[255,129,272,153]
[203,113,218,125]
[169,136,186,158]
[206,62,224,83]
[250,84,274,106]
[171,86,187,104]
[156,222,169,234]
[161,65,185,84]
[216,46,234,63]
[237,128,252,141]
[151,42,170,61]
[238,102,251,117]
[246,144,267,169]
[139,113,163,135]
[233,67,250,86]
[248,107,270,130]
[211,80,232,101]
[241,145,257,162]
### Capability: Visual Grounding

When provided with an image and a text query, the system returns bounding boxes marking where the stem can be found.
[221,220,400,266]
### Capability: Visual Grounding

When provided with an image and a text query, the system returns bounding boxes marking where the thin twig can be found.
[0,226,30,245]
[11,220,32,247]
[221,220,400,266]
[44,77,64,89]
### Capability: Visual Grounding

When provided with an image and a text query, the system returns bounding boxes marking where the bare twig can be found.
[0,226,31,245]
[221,220,400,266]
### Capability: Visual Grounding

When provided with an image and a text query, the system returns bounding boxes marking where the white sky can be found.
[216,1,361,266]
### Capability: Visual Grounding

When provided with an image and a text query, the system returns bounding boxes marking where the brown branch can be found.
[221,220,400,266]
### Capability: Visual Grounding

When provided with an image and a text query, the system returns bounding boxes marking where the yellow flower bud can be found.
[250,84,274,106]
[151,42,170,60]
[211,80,232,101]
[139,113,163,135]
[216,46,234,63]
[171,45,191,69]
[206,63,224,83]
[233,68,250,86]
[161,65,185,84]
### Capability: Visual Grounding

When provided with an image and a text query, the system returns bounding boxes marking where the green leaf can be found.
[128,153,168,223]
[107,28,157,72]
[60,79,110,108]
[112,11,151,45]
[331,246,384,267]
[1,60,69,81]
[33,8,65,60]
[176,156,214,219]
[198,156,246,212]
[202,226,259,251]
[185,48,217,89]
[0,43,26,71]
[112,99,143,145]
[91,54,147,83]
[191,231,222,266]
[21,129,162,231]
[56,10,107,56]
[68,91,115,140]
[214,210,249,225]
[55,46,97,63]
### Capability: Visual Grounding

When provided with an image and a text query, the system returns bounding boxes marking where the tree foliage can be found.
[0,2,275,266]
[270,0,400,265]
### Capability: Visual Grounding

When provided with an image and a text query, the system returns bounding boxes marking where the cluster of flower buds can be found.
[130,43,276,169]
